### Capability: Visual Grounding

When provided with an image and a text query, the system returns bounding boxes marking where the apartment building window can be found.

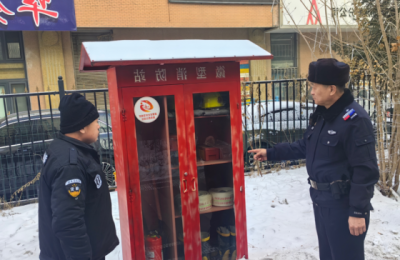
[271,33,298,101]
[0,31,28,117]
[0,32,24,62]
[271,33,297,80]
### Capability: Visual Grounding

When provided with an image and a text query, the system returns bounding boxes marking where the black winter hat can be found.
[308,58,350,86]
[59,93,99,134]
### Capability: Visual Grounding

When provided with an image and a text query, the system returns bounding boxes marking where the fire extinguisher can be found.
[145,233,163,260]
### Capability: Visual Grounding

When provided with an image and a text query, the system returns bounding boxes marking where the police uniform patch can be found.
[65,179,82,198]
[94,174,102,189]
[343,109,356,121]
[350,113,358,120]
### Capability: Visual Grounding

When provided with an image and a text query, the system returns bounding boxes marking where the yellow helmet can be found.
[201,93,225,109]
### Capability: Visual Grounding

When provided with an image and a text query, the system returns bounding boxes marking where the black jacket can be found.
[267,89,379,218]
[39,134,119,260]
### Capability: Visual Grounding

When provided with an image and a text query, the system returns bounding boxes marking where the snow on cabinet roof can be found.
[79,40,273,71]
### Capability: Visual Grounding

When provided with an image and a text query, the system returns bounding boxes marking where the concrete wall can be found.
[75,0,279,28]
[297,32,357,78]
[23,31,45,110]
[23,31,75,110]
[0,63,25,80]
[61,32,76,91]
[24,32,43,93]
[249,29,271,81]
[113,28,249,40]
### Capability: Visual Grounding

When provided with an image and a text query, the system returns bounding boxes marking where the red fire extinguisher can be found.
[145,233,163,260]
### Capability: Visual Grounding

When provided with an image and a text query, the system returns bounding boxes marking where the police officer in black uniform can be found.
[39,93,119,260]
[249,59,379,260]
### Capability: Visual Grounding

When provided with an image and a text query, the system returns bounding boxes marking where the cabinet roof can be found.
[80,40,273,71]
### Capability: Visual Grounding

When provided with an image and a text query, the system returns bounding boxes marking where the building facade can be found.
[0,0,280,111]
[1,0,360,111]
[273,0,357,79]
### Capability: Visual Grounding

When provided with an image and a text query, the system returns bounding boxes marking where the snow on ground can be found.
[1,167,400,260]
[245,168,400,260]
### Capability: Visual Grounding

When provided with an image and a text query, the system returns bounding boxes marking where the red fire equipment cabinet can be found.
[80,40,273,260]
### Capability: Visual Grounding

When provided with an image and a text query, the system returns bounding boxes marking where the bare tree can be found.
[282,0,400,196]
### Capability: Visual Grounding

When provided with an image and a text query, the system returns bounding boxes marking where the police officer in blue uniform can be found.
[249,59,379,260]
[39,93,119,260]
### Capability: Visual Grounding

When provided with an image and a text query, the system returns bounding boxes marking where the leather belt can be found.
[308,178,350,191]
[308,178,350,199]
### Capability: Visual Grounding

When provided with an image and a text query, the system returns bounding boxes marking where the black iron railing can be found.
[242,75,389,170]
[0,75,388,201]
[271,67,298,80]
[242,78,314,169]
[0,77,113,202]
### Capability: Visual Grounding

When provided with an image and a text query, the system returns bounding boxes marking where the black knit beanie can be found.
[59,93,99,134]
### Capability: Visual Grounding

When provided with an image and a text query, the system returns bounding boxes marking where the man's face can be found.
[310,82,332,107]
[81,119,100,144]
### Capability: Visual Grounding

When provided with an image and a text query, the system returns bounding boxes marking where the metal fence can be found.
[242,75,391,170]
[0,77,113,202]
[242,78,314,169]
[271,67,298,80]
[0,75,389,201]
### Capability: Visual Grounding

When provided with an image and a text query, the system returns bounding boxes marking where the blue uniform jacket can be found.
[267,89,379,218]
[39,134,119,260]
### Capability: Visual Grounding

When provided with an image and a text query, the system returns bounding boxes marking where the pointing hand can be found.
[248,149,267,162]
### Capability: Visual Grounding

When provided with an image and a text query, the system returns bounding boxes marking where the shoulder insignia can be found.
[65,179,82,198]
[94,174,102,189]
[43,152,48,164]
[69,148,77,165]
[343,109,357,121]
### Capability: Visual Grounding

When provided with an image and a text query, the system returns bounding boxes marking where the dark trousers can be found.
[95,257,105,260]
[313,204,370,260]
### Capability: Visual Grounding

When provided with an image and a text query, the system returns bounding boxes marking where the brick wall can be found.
[74,0,279,28]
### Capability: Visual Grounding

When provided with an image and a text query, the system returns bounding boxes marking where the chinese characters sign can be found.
[177,68,187,81]
[137,65,225,83]
[281,0,356,28]
[116,62,236,88]
[0,0,76,31]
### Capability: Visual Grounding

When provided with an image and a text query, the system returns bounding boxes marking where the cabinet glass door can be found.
[123,86,190,260]
[184,82,246,260]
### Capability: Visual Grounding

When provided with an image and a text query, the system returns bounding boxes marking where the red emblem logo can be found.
[140,100,154,113]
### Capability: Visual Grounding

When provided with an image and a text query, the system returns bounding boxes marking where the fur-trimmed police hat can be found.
[308,58,350,86]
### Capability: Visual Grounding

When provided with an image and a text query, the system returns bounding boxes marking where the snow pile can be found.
[1,167,400,260]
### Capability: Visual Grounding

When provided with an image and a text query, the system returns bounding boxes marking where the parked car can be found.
[0,109,114,201]
[242,101,316,167]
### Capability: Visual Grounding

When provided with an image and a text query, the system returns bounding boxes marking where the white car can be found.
[242,101,316,132]
[242,101,316,166]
